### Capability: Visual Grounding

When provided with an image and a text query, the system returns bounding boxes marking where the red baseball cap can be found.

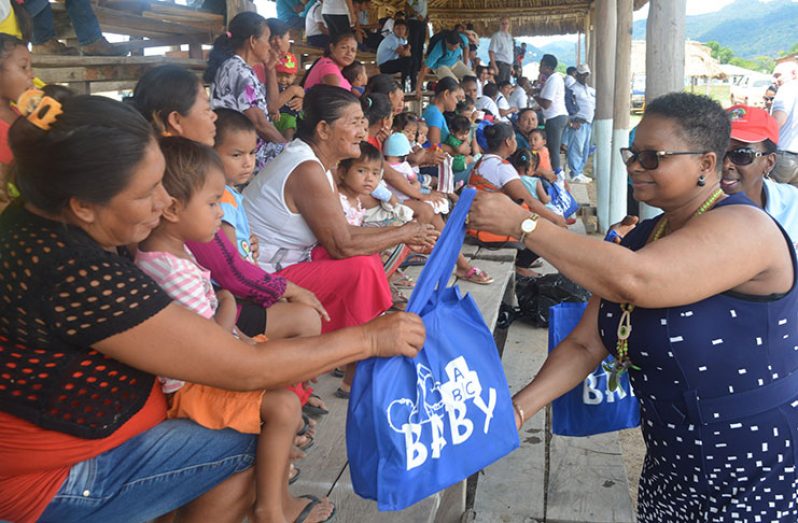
[275,52,298,75]
[727,104,779,145]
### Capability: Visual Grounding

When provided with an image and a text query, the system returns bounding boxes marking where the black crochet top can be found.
[0,203,172,439]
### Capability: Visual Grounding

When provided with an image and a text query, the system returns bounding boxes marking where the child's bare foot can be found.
[290,445,306,461]
[286,495,335,523]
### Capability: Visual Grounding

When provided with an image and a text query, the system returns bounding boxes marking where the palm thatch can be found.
[371,0,649,37]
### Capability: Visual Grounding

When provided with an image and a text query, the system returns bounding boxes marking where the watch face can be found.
[521,218,535,233]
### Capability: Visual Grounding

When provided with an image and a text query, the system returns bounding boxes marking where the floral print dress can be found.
[210,55,284,171]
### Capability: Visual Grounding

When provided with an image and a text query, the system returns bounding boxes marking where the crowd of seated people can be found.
[0,8,705,522]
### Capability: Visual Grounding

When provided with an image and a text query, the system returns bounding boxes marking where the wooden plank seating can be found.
[289,244,517,522]
[32,54,206,93]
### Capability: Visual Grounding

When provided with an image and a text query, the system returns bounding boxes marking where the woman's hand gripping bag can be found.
[346,188,520,511]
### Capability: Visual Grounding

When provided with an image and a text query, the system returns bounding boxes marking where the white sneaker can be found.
[571,174,592,183]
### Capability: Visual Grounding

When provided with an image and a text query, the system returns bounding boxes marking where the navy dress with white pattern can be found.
[598,193,798,522]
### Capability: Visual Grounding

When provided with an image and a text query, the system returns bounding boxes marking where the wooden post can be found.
[640,0,686,219]
[587,8,597,85]
[608,0,633,226]
[593,0,617,231]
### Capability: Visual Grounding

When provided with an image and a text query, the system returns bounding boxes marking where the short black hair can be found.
[342,60,365,84]
[339,141,383,172]
[498,80,513,90]
[457,98,475,113]
[393,18,408,28]
[159,136,224,204]
[644,92,730,172]
[482,82,499,99]
[393,112,418,132]
[444,30,461,46]
[530,128,546,141]
[449,115,471,135]
[213,108,256,147]
[566,66,577,76]
[761,139,778,154]
[267,17,289,39]
[461,75,477,86]
[541,54,558,69]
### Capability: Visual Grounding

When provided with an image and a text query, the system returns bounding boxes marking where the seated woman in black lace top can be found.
[0,91,424,522]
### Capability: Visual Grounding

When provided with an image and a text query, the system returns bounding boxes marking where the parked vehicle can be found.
[730,74,772,107]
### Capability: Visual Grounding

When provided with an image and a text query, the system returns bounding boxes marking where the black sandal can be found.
[295,495,336,523]
[303,393,329,417]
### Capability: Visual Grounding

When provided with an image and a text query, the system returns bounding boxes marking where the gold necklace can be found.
[605,188,725,391]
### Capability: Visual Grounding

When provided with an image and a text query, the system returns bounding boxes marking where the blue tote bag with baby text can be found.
[347,188,519,511]
[548,302,640,436]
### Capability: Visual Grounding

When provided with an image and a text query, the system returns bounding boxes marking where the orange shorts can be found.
[168,383,265,434]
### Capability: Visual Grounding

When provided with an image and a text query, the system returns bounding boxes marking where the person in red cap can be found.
[273,52,304,139]
[723,104,798,244]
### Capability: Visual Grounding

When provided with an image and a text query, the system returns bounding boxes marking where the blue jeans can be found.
[39,419,257,522]
[566,121,592,177]
[24,0,102,45]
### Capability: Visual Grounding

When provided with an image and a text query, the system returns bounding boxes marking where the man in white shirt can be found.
[533,54,568,172]
[496,81,518,122]
[509,77,529,111]
[476,82,501,121]
[305,0,329,48]
[771,62,798,185]
[321,0,356,38]
[565,64,596,183]
[488,17,514,84]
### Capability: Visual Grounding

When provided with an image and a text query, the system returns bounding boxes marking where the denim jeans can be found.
[544,114,568,172]
[24,0,102,45]
[39,419,257,522]
[566,120,592,177]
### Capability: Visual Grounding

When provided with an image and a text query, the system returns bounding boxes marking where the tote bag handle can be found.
[406,188,476,314]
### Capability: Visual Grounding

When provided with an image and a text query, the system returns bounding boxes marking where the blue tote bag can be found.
[548,302,640,437]
[347,188,519,511]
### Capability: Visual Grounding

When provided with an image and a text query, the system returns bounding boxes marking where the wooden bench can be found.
[32,54,206,94]
[290,245,517,522]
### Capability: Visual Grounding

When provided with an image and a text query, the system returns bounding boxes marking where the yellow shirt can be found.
[0,6,23,39]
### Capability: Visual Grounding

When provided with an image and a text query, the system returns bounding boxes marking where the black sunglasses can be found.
[725,147,768,166]
[619,148,707,170]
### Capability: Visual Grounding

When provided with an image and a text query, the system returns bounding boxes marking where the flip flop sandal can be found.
[334,387,350,399]
[295,495,336,523]
[392,269,416,288]
[400,253,428,268]
[303,393,329,417]
[332,367,344,378]
[296,414,316,438]
[296,434,314,452]
[458,267,494,285]
[289,465,301,485]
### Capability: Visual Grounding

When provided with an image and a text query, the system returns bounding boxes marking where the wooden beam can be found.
[608,0,633,225]
[430,4,591,17]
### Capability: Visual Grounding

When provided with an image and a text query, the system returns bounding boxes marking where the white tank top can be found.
[242,139,335,273]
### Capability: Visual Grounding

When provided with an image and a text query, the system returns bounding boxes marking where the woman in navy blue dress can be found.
[469,92,798,522]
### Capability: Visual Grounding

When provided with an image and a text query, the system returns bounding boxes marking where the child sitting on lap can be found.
[510,147,550,204]
[342,60,368,97]
[136,137,334,523]
[441,115,475,187]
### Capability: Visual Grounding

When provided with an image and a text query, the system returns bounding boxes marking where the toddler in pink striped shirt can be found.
[135,137,335,523]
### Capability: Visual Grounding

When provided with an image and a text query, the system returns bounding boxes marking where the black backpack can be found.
[565,84,580,116]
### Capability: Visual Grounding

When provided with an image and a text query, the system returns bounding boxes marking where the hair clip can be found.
[17,89,63,131]
[365,97,373,108]
[225,31,232,38]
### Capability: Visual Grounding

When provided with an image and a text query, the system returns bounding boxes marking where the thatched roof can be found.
[371,0,649,37]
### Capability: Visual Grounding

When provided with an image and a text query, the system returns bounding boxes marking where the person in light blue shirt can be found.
[422,77,464,145]
[723,104,798,245]
[377,18,413,86]
[276,0,314,31]
[415,30,472,96]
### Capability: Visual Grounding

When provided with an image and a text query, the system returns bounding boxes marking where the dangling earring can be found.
[697,175,706,187]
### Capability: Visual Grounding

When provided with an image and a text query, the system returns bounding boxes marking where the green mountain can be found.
[632,0,798,59]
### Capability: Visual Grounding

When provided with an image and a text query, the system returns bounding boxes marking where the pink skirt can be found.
[277,246,392,333]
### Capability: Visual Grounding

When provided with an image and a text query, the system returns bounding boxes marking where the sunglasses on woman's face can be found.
[725,147,768,166]
[619,148,707,170]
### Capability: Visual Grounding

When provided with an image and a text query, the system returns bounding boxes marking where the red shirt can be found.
[0,116,14,165]
[0,384,167,523]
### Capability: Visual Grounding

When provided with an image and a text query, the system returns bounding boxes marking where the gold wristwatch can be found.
[519,213,539,244]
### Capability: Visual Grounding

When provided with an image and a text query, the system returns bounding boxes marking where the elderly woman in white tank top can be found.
[243,85,437,392]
